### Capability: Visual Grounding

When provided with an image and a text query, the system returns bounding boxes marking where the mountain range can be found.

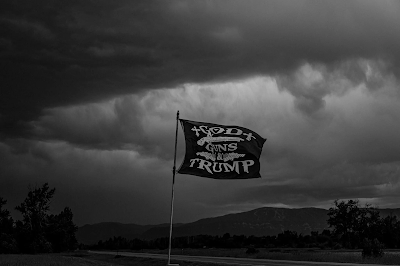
[76,207,400,245]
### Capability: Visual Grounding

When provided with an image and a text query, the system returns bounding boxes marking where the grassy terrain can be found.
[0,252,222,266]
[136,248,400,265]
[1,249,400,265]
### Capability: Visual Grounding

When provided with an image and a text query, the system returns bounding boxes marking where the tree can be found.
[0,197,14,234]
[327,199,361,248]
[276,230,298,247]
[381,214,400,248]
[15,183,55,234]
[328,199,384,249]
[362,238,384,258]
[2,184,78,253]
[15,183,55,253]
[357,204,381,241]
[0,197,18,253]
[46,207,78,252]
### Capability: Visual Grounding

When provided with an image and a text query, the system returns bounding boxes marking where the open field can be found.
[0,252,222,266]
[1,249,400,266]
[127,248,400,265]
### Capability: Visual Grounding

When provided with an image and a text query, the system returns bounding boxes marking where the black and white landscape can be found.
[77,206,400,245]
[2,0,400,230]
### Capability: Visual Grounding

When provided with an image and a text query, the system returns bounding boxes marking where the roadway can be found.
[89,250,391,266]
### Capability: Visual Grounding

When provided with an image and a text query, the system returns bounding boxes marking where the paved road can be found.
[89,250,389,266]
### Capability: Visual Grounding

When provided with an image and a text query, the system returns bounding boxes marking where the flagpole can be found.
[167,111,179,266]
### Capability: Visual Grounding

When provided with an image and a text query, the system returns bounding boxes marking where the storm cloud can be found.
[1,0,400,225]
[2,0,400,135]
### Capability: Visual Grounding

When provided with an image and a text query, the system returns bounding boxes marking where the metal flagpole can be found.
[167,110,180,266]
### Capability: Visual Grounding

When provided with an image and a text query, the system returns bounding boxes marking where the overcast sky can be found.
[1,0,400,226]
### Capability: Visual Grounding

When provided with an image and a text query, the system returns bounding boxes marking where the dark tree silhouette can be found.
[357,204,381,241]
[328,199,386,255]
[15,183,55,233]
[14,183,78,253]
[327,199,361,248]
[15,183,55,253]
[0,197,18,253]
[0,197,14,234]
[46,207,78,252]
[381,214,400,248]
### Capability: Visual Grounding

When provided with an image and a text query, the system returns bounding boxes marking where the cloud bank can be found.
[1,0,400,225]
[2,0,400,136]
[2,57,400,224]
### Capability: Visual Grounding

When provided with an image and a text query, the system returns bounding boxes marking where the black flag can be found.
[178,119,266,179]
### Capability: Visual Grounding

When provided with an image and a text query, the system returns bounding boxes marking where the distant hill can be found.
[141,207,329,240]
[76,207,400,245]
[76,222,173,245]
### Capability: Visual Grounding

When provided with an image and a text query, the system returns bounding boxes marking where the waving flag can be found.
[178,119,266,179]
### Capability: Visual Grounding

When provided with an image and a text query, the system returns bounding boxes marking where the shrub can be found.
[0,233,19,254]
[333,243,342,250]
[362,238,384,258]
[246,247,259,254]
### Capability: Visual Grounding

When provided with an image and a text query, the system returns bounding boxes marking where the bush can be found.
[333,243,342,250]
[0,233,19,254]
[246,247,259,254]
[362,238,384,258]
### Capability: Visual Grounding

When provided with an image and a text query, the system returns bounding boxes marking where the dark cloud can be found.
[0,138,176,225]
[2,0,400,138]
[2,0,400,225]
[2,71,400,224]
